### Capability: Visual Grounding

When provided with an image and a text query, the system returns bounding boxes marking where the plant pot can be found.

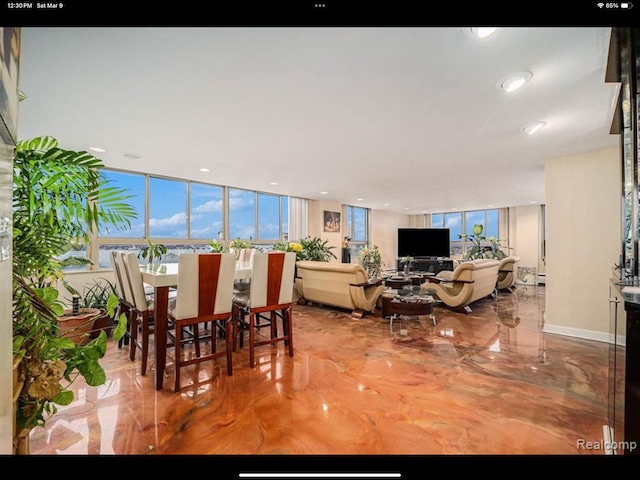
[57,308,101,345]
[90,310,114,339]
[13,354,29,455]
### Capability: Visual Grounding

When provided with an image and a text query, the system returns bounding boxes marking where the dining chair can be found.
[121,251,165,376]
[111,250,133,349]
[232,251,296,368]
[168,252,236,392]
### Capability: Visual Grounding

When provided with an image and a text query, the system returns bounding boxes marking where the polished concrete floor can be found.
[28,284,611,458]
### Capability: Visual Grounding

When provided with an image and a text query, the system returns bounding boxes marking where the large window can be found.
[432,209,500,257]
[190,182,223,240]
[345,205,369,258]
[149,177,187,238]
[99,170,146,238]
[94,170,289,270]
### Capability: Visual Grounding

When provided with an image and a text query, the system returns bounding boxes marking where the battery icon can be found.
[622,2,633,7]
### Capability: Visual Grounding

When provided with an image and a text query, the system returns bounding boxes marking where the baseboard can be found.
[542,323,612,344]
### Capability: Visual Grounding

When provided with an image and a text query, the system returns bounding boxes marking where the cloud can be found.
[149,212,187,228]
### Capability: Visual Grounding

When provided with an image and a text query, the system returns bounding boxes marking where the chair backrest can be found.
[248,251,296,308]
[238,248,256,263]
[122,251,150,311]
[110,250,127,300]
[174,252,236,320]
[114,251,135,306]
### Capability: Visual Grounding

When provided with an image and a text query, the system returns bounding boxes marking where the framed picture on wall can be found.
[323,211,340,232]
[0,27,21,145]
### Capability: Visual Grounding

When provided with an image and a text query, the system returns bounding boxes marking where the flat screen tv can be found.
[397,228,450,258]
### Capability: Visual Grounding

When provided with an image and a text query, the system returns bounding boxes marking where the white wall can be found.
[370,209,411,271]
[307,199,343,263]
[545,147,621,341]
[509,205,541,285]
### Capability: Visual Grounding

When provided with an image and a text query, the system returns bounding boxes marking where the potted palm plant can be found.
[12,135,135,453]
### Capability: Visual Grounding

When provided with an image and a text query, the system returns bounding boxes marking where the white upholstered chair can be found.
[121,251,158,375]
[232,251,296,368]
[168,252,236,392]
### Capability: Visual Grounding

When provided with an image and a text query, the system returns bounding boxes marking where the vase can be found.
[404,264,410,275]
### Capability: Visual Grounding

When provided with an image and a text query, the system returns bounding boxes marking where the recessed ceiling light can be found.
[464,27,498,39]
[199,167,210,172]
[522,121,547,135]
[404,207,410,210]
[320,191,328,195]
[123,152,141,159]
[496,71,533,93]
[89,147,106,153]
[383,203,390,206]
[269,182,278,185]
[529,201,538,204]
[356,198,363,201]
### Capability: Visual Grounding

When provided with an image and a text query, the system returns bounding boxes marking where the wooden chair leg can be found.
[249,313,256,368]
[285,307,293,356]
[174,321,182,392]
[129,312,138,361]
[141,311,150,375]
[225,319,233,376]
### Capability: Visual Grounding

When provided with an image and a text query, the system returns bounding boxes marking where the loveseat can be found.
[420,259,500,313]
[295,261,386,318]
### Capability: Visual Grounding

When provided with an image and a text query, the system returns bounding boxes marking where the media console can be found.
[397,258,454,275]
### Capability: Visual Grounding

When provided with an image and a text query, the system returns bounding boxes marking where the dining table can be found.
[140,261,253,390]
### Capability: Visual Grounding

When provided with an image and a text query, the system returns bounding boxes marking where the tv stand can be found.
[397,258,454,275]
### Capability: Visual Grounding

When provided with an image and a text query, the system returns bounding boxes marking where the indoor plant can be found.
[62,277,120,339]
[12,135,134,452]
[359,244,383,278]
[298,236,337,262]
[209,239,228,253]
[273,240,304,260]
[138,236,168,265]
[458,224,511,260]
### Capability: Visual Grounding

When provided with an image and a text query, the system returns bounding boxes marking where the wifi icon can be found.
[597,2,604,6]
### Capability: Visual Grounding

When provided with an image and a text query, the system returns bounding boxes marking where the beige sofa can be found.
[420,259,500,313]
[497,256,520,292]
[295,261,386,318]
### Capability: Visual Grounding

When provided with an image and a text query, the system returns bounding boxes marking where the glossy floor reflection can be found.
[28,285,610,455]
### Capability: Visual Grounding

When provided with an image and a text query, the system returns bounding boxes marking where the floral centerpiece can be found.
[359,245,383,279]
[401,255,415,274]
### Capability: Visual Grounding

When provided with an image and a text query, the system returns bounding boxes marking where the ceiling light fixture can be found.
[522,121,547,135]
[123,152,141,159]
[496,71,533,93]
[198,167,210,172]
[89,146,106,153]
[269,182,278,185]
[465,27,498,39]
[320,191,328,195]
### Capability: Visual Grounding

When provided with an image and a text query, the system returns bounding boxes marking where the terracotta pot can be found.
[57,308,101,345]
[90,311,114,340]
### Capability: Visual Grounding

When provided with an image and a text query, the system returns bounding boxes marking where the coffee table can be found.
[380,293,435,327]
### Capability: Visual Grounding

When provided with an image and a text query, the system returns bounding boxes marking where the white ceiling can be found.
[16,26,619,215]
